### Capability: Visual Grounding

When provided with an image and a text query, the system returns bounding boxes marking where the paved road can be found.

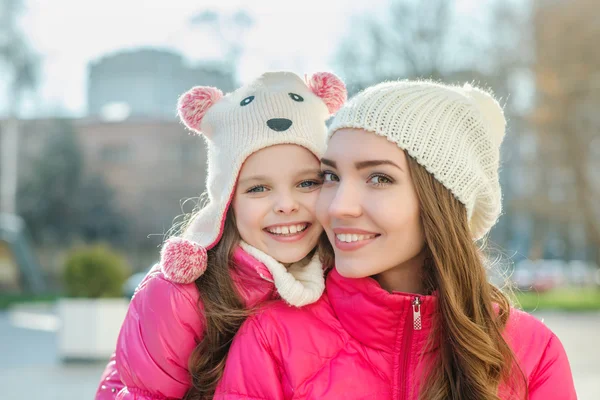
[0,307,598,399]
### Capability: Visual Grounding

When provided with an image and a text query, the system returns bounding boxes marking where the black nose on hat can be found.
[267,118,292,132]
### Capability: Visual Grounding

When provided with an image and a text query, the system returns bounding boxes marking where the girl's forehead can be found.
[240,145,319,172]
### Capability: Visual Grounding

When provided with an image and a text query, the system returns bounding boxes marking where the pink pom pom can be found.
[306,72,347,115]
[177,86,223,134]
[160,238,208,284]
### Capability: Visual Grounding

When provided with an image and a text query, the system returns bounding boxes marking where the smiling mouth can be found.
[335,233,379,243]
[264,223,309,236]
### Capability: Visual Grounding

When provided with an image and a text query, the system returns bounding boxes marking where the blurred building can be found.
[1,48,238,258]
[87,48,236,118]
[74,118,207,241]
[13,117,208,249]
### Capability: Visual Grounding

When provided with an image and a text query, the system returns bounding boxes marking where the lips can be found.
[332,228,380,251]
[263,222,312,243]
[264,223,309,236]
[335,233,377,243]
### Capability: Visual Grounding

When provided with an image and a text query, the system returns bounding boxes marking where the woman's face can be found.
[316,128,426,278]
[232,144,323,264]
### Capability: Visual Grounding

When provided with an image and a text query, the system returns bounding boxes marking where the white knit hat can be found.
[161,71,347,284]
[329,80,505,240]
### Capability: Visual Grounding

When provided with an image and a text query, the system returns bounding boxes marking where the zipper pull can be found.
[412,296,422,330]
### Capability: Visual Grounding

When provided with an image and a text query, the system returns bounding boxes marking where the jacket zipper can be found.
[413,296,422,331]
[398,296,422,400]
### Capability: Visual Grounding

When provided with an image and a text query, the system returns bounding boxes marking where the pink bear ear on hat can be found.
[306,72,347,115]
[177,86,224,134]
[160,237,208,284]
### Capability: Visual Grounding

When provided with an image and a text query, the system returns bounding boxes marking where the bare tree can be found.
[335,0,530,91]
[188,9,253,72]
[0,0,38,214]
[335,0,533,250]
[531,0,600,264]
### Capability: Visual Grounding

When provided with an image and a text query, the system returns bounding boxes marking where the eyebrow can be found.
[320,158,337,168]
[321,158,403,171]
[238,175,270,186]
[355,160,403,171]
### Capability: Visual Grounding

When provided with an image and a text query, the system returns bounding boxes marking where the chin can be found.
[272,249,309,265]
[273,240,320,265]
[334,261,371,279]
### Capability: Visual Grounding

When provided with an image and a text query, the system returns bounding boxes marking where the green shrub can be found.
[514,287,600,311]
[63,245,129,298]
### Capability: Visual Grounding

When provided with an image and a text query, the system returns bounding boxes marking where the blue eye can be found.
[240,96,255,106]
[298,180,320,189]
[289,93,304,102]
[247,185,267,193]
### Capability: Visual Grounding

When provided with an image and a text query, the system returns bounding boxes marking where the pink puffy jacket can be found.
[96,244,325,400]
[215,268,577,400]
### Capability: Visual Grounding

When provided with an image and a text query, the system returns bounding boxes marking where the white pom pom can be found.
[462,83,506,148]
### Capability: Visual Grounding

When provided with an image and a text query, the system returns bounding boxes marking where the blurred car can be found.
[512,259,599,291]
[122,264,155,298]
[512,265,535,290]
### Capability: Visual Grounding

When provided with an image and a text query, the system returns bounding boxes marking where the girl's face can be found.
[233,144,323,264]
[316,128,426,278]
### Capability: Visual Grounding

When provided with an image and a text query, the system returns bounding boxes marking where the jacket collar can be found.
[327,268,437,353]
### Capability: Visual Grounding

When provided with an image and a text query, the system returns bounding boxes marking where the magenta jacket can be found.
[95,243,325,399]
[215,268,577,399]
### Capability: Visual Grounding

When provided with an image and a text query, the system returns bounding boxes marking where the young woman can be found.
[214,80,576,399]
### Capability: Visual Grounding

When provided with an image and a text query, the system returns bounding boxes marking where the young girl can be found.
[95,71,346,400]
[214,81,577,399]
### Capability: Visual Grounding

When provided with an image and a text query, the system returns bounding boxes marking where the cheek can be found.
[232,198,261,233]
[316,188,334,226]
[300,190,320,212]
[367,190,421,234]
[386,196,424,249]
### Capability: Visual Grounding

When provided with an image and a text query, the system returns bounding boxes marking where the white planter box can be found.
[58,297,129,361]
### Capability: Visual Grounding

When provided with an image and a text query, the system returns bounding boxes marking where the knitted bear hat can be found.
[329,80,505,240]
[161,71,347,284]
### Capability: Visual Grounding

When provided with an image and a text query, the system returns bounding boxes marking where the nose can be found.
[328,182,362,219]
[267,118,293,132]
[274,191,299,214]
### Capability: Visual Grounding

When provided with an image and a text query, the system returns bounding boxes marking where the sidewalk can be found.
[0,309,105,399]
[1,307,598,399]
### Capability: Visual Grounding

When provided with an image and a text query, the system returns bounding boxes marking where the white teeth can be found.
[336,233,376,243]
[267,223,308,235]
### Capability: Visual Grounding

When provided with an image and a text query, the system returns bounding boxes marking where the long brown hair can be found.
[406,156,527,400]
[182,206,333,400]
[183,208,245,400]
